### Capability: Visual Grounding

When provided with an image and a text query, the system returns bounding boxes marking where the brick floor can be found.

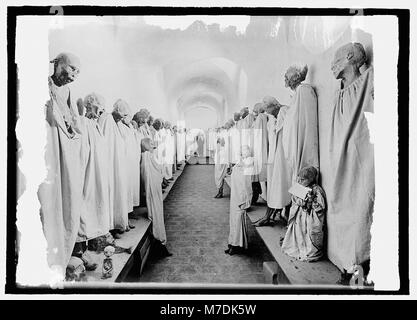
[139,164,272,284]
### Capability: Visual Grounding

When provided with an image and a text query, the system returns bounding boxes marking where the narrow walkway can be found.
[139,164,272,284]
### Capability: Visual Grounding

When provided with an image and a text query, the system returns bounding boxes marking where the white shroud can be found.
[164,128,174,179]
[118,122,140,210]
[282,83,319,184]
[98,113,129,231]
[252,113,268,181]
[229,125,241,164]
[266,113,277,185]
[141,151,167,245]
[78,117,110,241]
[176,130,186,162]
[228,157,254,248]
[214,129,229,189]
[266,107,292,209]
[38,77,83,274]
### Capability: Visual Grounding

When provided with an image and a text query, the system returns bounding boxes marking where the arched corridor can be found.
[139,164,272,284]
[14,10,394,292]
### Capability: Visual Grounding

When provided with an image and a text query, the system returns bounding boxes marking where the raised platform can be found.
[83,162,186,283]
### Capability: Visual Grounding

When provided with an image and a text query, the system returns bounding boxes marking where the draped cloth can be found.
[252,113,268,181]
[240,114,255,152]
[77,117,110,241]
[118,122,139,210]
[214,129,229,189]
[172,131,178,171]
[266,107,292,208]
[141,151,167,245]
[98,114,129,231]
[327,67,374,271]
[154,130,164,165]
[196,132,205,156]
[37,78,83,274]
[163,129,174,179]
[282,184,326,262]
[208,129,217,159]
[176,130,186,162]
[149,125,156,141]
[282,83,319,184]
[266,114,277,184]
[132,126,142,206]
[186,129,198,156]
[228,157,254,248]
[138,124,151,140]
[229,125,241,164]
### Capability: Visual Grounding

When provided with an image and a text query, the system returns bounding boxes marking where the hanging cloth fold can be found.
[327,67,375,271]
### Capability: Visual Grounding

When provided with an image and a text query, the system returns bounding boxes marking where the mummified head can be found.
[147,115,154,126]
[84,93,105,119]
[253,102,265,115]
[112,99,131,123]
[331,42,367,79]
[153,118,162,131]
[284,64,308,91]
[297,166,318,187]
[50,52,81,85]
[240,107,249,119]
[133,109,148,126]
[141,137,155,152]
[263,96,281,118]
[233,112,241,122]
[164,121,172,129]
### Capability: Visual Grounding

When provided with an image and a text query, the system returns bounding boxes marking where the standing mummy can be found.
[141,138,172,257]
[252,102,269,201]
[256,64,320,227]
[98,100,129,237]
[38,53,83,275]
[115,100,140,213]
[77,93,110,243]
[282,64,319,186]
[328,43,374,273]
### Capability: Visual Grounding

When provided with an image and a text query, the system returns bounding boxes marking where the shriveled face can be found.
[87,103,104,119]
[240,108,249,119]
[266,104,280,118]
[112,99,131,124]
[54,54,81,84]
[331,45,351,79]
[297,166,317,187]
[284,67,299,89]
[114,110,129,123]
[134,112,147,125]
[297,175,313,187]
[141,137,155,152]
[153,119,162,131]
[104,245,115,257]
[253,103,265,116]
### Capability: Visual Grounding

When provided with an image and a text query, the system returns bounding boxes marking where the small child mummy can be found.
[281,166,326,262]
[101,245,115,279]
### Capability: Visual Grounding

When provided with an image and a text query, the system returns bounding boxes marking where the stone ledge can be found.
[82,161,186,283]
